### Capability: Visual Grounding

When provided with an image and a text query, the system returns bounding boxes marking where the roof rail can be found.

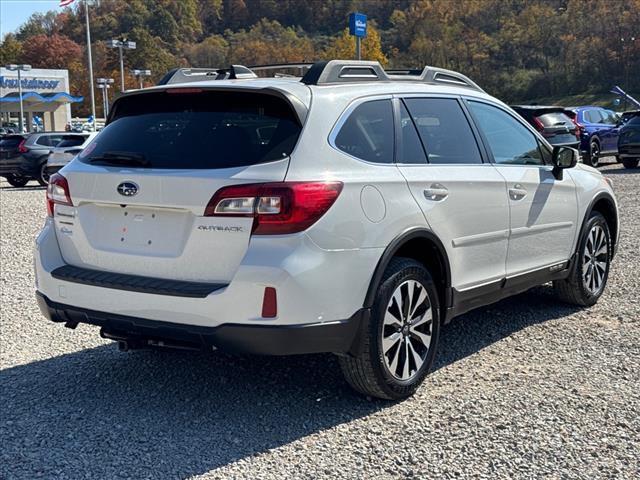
[157,65,257,85]
[300,60,484,92]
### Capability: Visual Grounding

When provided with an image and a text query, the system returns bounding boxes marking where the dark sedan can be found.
[618,115,640,169]
[0,135,29,187]
[511,105,580,149]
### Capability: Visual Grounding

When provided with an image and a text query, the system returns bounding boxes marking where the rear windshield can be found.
[0,136,23,148]
[537,112,573,126]
[80,90,302,169]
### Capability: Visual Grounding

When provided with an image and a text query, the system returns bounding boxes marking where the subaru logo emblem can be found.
[117,181,139,197]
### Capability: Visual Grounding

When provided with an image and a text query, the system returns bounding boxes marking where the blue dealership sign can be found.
[349,12,367,38]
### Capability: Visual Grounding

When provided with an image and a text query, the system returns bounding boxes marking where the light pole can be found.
[107,39,136,93]
[96,78,114,118]
[5,64,31,133]
[131,69,151,89]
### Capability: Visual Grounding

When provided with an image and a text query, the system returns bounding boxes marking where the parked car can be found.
[0,132,89,186]
[46,132,98,176]
[511,106,579,149]
[0,134,29,187]
[566,106,622,167]
[620,110,640,124]
[618,115,640,169]
[37,60,619,400]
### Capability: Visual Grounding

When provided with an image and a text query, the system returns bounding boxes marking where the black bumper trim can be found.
[36,292,368,356]
[51,265,226,298]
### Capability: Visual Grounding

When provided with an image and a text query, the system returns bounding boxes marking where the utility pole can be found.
[84,0,97,132]
[108,39,137,93]
[5,64,31,133]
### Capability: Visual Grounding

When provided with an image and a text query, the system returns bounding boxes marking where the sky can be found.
[1,0,62,37]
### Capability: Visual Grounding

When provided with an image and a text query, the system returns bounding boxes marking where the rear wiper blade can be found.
[87,151,150,167]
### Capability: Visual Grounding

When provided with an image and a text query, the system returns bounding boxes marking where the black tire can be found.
[584,138,600,168]
[6,174,29,188]
[37,162,50,186]
[622,158,639,169]
[553,211,611,307]
[615,155,622,164]
[339,257,440,400]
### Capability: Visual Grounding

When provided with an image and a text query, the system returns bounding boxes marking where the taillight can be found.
[46,173,73,216]
[17,139,28,153]
[205,181,343,235]
[532,116,545,132]
[569,116,584,139]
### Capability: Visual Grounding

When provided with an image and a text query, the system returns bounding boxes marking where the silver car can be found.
[46,132,98,176]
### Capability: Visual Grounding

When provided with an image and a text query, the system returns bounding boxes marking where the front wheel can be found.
[622,158,639,169]
[553,211,611,307]
[6,174,29,188]
[339,257,440,400]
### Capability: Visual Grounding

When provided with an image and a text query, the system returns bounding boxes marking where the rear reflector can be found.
[205,181,343,235]
[46,173,73,216]
[262,287,277,318]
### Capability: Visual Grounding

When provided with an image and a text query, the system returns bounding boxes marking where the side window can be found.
[468,101,544,166]
[36,137,52,147]
[397,103,427,164]
[585,109,602,124]
[403,98,483,164]
[334,99,394,164]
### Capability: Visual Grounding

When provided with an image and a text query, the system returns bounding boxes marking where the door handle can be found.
[424,183,449,201]
[509,184,527,201]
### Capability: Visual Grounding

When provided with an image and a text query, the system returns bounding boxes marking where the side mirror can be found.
[551,146,578,180]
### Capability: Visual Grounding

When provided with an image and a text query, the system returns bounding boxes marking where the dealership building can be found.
[0,67,83,132]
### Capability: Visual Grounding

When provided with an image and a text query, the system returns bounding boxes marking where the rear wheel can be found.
[339,257,440,400]
[622,158,639,169]
[6,174,29,188]
[37,162,50,186]
[585,139,600,168]
[554,211,611,307]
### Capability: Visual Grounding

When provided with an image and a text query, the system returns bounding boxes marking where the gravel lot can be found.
[1,161,638,480]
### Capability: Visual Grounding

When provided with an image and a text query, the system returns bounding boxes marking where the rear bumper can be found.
[618,144,640,158]
[37,292,367,355]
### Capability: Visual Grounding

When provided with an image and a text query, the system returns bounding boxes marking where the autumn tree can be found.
[323,26,388,66]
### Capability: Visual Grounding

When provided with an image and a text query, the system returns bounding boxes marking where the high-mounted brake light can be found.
[205,182,343,235]
[166,88,203,94]
[46,173,73,216]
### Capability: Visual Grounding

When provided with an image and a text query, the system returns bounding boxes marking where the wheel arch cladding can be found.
[588,193,618,256]
[364,229,452,318]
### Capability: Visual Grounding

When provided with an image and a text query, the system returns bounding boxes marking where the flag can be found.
[59,0,76,7]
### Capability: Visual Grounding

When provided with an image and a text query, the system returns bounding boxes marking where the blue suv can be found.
[566,106,622,167]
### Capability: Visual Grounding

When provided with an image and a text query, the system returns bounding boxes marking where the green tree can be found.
[323,26,388,66]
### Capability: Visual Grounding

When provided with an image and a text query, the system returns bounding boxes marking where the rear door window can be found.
[403,98,483,164]
[81,90,302,169]
[334,99,395,164]
[36,135,64,147]
[57,136,86,148]
[584,109,603,124]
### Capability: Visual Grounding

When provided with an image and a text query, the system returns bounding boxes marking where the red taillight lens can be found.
[46,173,73,216]
[205,181,343,235]
[532,116,545,132]
[17,139,28,153]
[262,287,278,318]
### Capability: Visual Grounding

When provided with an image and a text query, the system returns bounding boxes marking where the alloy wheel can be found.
[590,141,600,166]
[582,224,608,295]
[382,280,433,381]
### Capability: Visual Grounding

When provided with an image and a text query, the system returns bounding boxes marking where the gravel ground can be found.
[1,161,639,480]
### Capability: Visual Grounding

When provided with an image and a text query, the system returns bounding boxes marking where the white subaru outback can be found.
[36,61,619,400]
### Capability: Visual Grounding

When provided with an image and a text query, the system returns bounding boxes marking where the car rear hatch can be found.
[534,110,578,145]
[51,87,305,284]
[0,135,26,168]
